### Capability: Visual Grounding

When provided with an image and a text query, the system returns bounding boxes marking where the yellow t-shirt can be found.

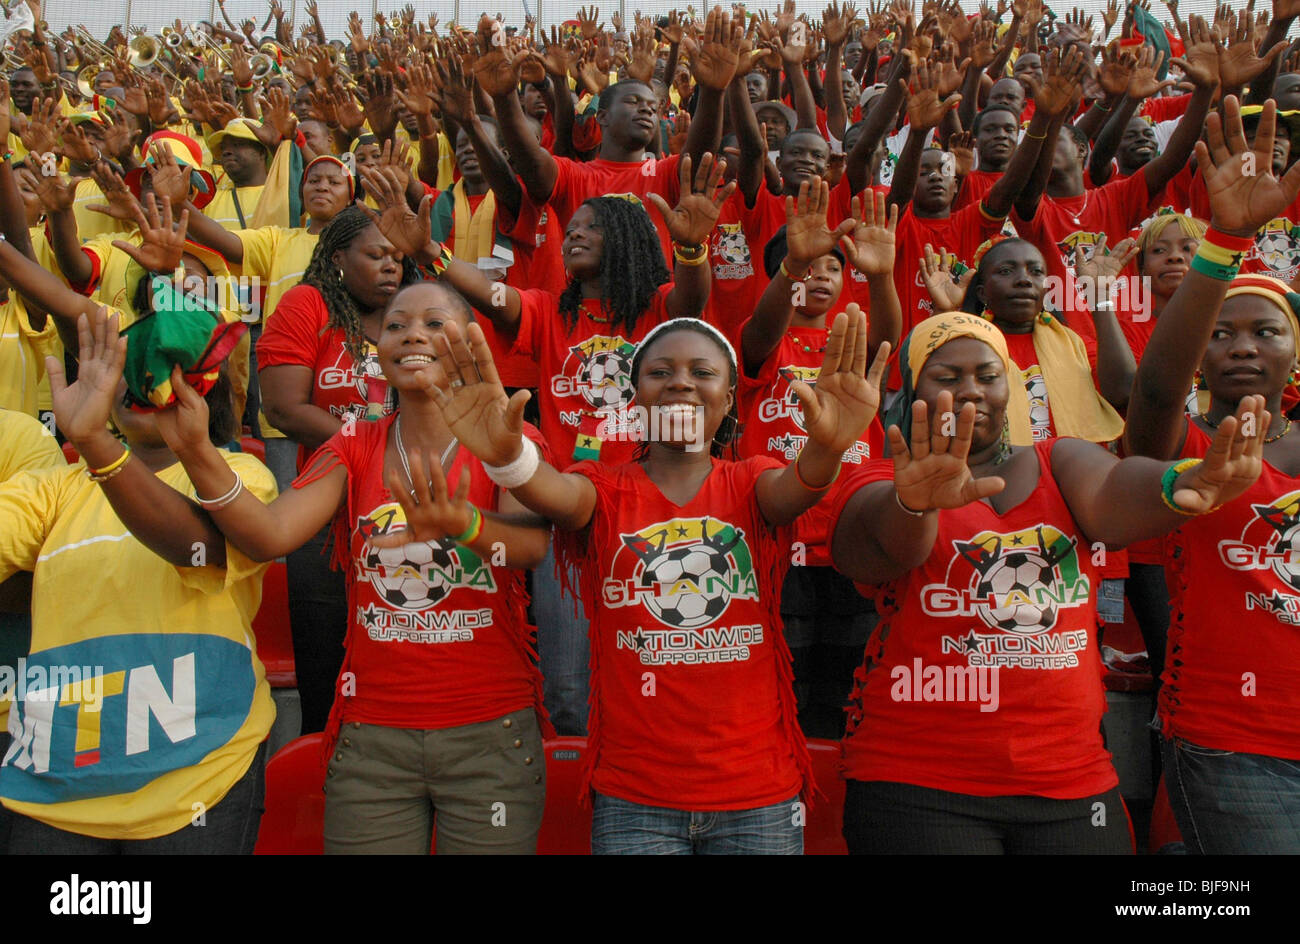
[81,230,143,318]
[0,409,63,479]
[233,226,319,439]
[0,452,277,840]
[204,184,268,233]
[0,292,60,419]
[72,178,123,244]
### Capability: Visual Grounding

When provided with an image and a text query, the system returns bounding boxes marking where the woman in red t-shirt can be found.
[162,281,553,855]
[363,153,732,738]
[737,182,901,737]
[828,312,1265,854]
[403,310,889,854]
[256,206,425,736]
[1123,99,1300,854]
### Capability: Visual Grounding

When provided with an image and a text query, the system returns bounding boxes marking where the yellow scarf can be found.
[451,181,501,270]
[1004,314,1124,445]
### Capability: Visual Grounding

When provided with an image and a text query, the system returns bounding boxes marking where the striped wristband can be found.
[1189,228,1253,281]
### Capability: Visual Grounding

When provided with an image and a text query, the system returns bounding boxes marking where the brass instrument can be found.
[161,26,185,49]
[127,34,158,68]
[76,61,102,99]
[249,53,275,79]
[187,26,231,66]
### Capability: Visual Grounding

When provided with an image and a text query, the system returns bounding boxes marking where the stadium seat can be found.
[255,733,327,855]
[251,561,297,688]
[805,739,848,855]
[536,737,593,855]
[1149,776,1185,854]
[240,436,266,462]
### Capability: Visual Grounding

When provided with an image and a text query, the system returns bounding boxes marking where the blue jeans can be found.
[5,741,267,854]
[591,793,804,855]
[1162,737,1300,854]
[531,544,590,736]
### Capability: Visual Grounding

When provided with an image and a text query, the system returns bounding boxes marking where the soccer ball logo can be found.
[776,365,819,432]
[956,527,1075,634]
[1254,218,1300,273]
[362,539,458,609]
[577,345,634,412]
[1254,499,1300,591]
[715,225,750,266]
[353,349,386,400]
[623,521,744,628]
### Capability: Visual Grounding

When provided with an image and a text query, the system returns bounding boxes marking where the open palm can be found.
[793,309,890,454]
[889,392,1007,512]
[1199,97,1300,237]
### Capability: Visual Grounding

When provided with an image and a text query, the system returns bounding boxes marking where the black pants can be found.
[843,779,1132,854]
[287,524,349,734]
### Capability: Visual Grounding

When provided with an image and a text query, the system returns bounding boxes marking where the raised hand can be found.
[1217,9,1287,90]
[683,6,742,91]
[577,4,604,40]
[154,367,216,458]
[112,193,190,273]
[46,307,127,448]
[840,190,899,277]
[795,308,890,453]
[86,160,140,222]
[1030,43,1088,119]
[30,168,80,214]
[890,391,1007,512]
[370,445,474,547]
[907,59,961,131]
[361,164,432,257]
[425,319,531,468]
[473,14,528,97]
[782,176,858,272]
[1197,96,1300,237]
[1172,395,1267,511]
[1073,234,1139,293]
[1169,13,1221,91]
[256,85,298,145]
[1127,44,1174,99]
[919,242,975,309]
[646,152,737,248]
[1096,42,1137,97]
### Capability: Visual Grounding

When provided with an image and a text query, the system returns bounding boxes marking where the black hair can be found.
[779,127,829,155]
[628,320,739,459]
[387,279,474,323]
[1062,123,1090,153]
[961,237,1050,318]
[762,225,845,279]
[301,206,423,364]
[971,104,1021,136]
[557,196,670,334]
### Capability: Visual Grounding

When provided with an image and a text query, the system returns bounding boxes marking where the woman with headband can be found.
[392,309,890,854]
[827,309,1267,855]
[1123,98,1300,853]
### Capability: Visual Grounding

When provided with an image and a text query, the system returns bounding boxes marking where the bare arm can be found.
[258,365,344,455]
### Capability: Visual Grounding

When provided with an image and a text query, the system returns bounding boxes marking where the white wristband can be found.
[484,439,540,489]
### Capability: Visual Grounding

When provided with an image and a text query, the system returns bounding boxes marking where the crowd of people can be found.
[0,0,1297,855]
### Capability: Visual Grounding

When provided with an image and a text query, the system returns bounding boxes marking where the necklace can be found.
[1199,412,1292,444]
[395,415,458,498]
[789,329,827,354]
[579,301,610,324]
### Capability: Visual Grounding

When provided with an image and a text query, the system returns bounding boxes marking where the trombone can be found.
[187,26,232,66]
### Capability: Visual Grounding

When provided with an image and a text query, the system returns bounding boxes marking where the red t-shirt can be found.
[556,456,812,809]
[511,283,674,466]
[829,442,1118,798]
[550,154,682,265]
[954,168,1001,211]
[1002,330,1057,443]
[256,283,391,470]
[1159,424,1300,759]
[737,322,885,567]
[1141,93,1192,123]
[299,415,547,732]
[706,189,760,345]
[890,202,1006,387]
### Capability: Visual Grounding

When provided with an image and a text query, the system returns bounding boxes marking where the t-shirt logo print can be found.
[356,503,496,610]
[1219,489,1300,624]
[608,517,758,628]
[562,335,637,413]
[951,525,1084,634]
[1251,217,1300,280]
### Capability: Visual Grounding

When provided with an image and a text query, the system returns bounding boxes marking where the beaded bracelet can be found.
[425,241,454,278]
[87,446,132,483]
[673,242,708,266]
[1160,458,1203,516]
[780,259,808,281]
[451,504,484,544]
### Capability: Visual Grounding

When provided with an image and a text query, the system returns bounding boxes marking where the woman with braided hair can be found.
[256,205,422,734]
[362,152,733,737]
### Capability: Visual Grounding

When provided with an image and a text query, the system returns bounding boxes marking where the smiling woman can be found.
[255,207,423,735]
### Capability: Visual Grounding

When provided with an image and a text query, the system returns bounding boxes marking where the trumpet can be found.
[249,53,275,79]
[127,34,158,68]
[161,26,185,49]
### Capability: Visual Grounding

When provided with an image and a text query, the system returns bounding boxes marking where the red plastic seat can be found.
[255,733,327,854]
[1149,775,1185,853]
[251,561,297,687]
[239,437,266,462]
[805,739,848,855]
[536,737,593,855]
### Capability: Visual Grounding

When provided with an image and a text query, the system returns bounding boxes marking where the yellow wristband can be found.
[86,446,132,482]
